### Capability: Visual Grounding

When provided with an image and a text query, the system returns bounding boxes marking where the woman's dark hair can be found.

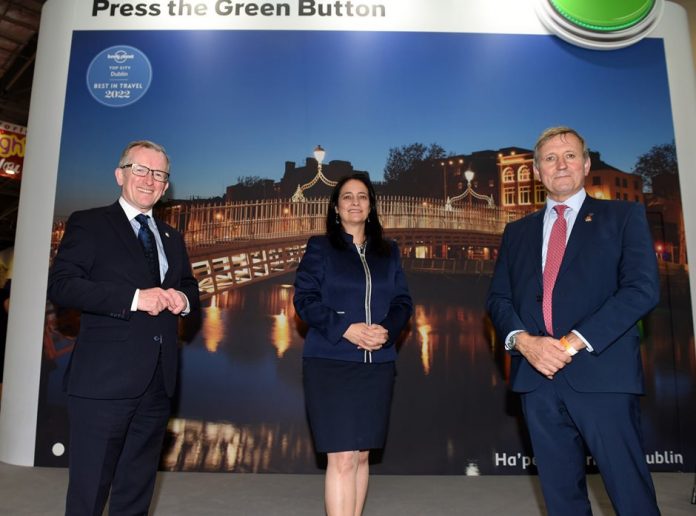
[326,173,391,256]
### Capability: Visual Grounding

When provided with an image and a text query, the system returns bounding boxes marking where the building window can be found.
[503,168,515,183]
[592,176,601,185]
[518,166,531,182]
[535,184,546,204]
[634,180,639,190]
[635,195,640,202]
[623,193,628,200]
[504,187,515,205]
[615,192,621,199]
[622,178,628,188]
[615,177,621,187]
[519,185,531,205]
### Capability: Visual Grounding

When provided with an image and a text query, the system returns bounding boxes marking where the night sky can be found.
[54,30,674,216]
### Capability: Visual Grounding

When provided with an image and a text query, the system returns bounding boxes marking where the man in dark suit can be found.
[49,140,200,516]
[487,127,660,515]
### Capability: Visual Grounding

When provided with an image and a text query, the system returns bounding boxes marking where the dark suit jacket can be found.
[487,196,659,394]
[294,233,412,363]
[48,202,200,399]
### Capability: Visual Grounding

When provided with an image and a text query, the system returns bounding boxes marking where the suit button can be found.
[154,336,161,342]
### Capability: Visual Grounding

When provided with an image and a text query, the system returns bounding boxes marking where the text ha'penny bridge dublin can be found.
[155,166,522,300]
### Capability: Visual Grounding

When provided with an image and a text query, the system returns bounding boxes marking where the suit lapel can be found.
[530,209,544,288]
[105,202,180,287]
[558,196,599,278]
[105,202,144,261]
[105,202,152,282]
[155,219,176,285]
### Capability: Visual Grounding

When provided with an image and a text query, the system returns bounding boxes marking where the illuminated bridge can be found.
[156,196,524,299]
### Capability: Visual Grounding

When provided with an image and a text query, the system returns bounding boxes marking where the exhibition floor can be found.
[0,462,694,515]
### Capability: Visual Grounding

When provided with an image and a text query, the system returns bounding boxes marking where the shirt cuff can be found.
[178,291,191,316]
[131,289,139,311]
[571,329,593,352]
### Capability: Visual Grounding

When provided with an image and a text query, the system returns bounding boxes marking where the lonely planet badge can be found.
[86,46,152,107]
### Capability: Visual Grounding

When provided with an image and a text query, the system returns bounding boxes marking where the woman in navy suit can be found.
[294,173,412,516]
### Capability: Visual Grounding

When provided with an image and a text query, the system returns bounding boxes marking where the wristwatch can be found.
[508,331,523,350]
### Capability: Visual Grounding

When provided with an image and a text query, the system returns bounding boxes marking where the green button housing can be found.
[550,0,655,32]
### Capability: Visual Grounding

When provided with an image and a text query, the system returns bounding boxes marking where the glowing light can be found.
[202,305,223,352]
[416,306,433,375]
[272,309,290,357]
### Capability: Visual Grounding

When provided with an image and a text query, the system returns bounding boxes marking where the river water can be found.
[156,270,696,474]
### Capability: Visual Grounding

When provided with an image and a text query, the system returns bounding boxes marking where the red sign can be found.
[0,120,26,180]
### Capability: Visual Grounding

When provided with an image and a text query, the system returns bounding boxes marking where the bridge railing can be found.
[157,197,524,248]
[379,197,519,234]
[158,198,329,247]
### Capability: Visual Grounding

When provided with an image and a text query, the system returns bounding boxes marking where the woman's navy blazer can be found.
[294,233,412,363]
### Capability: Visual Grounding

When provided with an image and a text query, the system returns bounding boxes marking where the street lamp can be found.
[464,169,475,207]
[464,169,475,186]
[313,144,326,165]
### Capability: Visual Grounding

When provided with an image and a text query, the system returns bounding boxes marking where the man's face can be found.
[533,133,590,202]
[115,146,169,212]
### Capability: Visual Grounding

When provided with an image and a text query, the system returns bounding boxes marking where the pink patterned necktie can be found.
[543,204,568,335]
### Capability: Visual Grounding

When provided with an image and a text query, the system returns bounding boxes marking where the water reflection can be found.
[272,309,290,358]
[415,305,432,375]
[36,267,696,473]
[162,418,314,473]
[202,304,223,353]
[164,271,696,474]
[173,274,513,473]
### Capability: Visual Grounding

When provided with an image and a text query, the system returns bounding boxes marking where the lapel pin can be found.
[584,213,593,222]
[165,232,170,237]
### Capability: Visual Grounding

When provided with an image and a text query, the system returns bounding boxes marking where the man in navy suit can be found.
[487,127,660,515]
[49,140,199,516]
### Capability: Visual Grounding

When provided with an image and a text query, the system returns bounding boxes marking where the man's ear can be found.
[115,167,124,186]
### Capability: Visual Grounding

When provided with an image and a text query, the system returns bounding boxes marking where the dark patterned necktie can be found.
[135,213,161,287]
[542,204,568,335]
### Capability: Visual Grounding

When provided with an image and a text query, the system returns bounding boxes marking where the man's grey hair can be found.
[533,126,589,168]
[118,140,170,172]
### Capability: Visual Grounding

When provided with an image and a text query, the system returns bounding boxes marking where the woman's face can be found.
[336,179,370,228]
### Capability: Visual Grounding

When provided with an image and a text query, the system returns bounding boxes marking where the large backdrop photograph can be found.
[35,28,695,475]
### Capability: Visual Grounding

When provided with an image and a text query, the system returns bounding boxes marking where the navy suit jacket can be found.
[487,196,659,394]
[294,234,412,363]
[48,201,200,399]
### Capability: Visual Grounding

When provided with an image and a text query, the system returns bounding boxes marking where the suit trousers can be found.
[66,360,171,516]
[521,372,660,516]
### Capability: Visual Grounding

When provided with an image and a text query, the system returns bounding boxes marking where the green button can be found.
[550,0,655,32]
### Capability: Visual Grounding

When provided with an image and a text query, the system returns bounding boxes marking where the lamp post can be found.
[293,144,335,202]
